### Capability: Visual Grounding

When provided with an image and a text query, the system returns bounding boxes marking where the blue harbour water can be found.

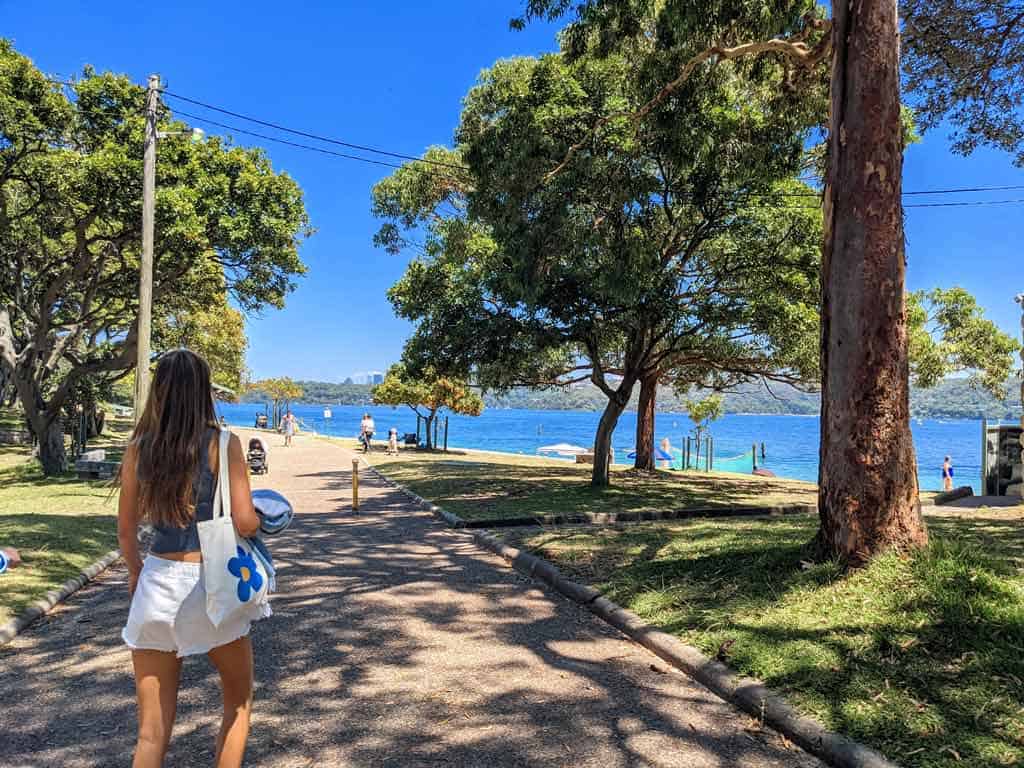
[218,402,997,493]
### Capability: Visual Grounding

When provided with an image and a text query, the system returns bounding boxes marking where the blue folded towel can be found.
[251,489,294,536]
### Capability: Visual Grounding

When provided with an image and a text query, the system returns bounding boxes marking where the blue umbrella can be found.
[626,447,674,461]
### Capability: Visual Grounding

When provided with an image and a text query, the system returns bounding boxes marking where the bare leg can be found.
[131,649,183,768]
[207,636,254,768]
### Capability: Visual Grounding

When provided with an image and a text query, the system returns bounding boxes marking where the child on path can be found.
[388,427,399,455]
[118,349,265,768]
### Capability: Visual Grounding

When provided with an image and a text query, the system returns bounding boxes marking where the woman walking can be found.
[118,350,266,768]
[281,411,296,447]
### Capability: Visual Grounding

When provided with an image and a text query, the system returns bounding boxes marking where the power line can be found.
[906,197,1024,208]
[169,108,414,171]
[160,89,469,172]
[36,77,1024,202]
[767,198,1024,210]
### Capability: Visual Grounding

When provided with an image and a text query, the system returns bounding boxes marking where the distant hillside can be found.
[242,377,1022,420]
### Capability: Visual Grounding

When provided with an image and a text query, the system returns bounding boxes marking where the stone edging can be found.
[0,549,121,648]
[361,460,898,768]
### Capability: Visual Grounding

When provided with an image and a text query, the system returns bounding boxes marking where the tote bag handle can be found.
[212,429,231,520]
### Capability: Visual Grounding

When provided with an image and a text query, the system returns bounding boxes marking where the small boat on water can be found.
[323,407,332,419]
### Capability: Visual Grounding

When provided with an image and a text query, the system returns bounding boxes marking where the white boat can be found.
[537,442,588,457]
[323,407,332,419]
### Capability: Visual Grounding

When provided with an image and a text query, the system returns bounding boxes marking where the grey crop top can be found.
[149,427,218,554]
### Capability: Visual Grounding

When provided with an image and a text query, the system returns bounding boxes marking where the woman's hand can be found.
[128,562,142,596]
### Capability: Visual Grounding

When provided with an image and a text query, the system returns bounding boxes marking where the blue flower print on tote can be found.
[227,545,264,602]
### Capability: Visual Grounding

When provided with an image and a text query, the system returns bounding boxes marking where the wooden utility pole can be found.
[134,74,160,421]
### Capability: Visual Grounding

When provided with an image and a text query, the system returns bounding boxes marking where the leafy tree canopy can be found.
[908,287,1021,397]
[159,295,248,396]
[372,364,484,448]
[0,40,311,472]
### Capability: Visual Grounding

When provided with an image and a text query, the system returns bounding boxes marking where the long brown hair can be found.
[130,349,218,527]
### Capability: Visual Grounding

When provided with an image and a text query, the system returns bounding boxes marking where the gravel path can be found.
[0,431,822,767]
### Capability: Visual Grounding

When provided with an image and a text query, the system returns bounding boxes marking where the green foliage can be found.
[159,295,248,396]
[376,39,824,487]
[241,380,373,406]
[0,40,310,472]
[684,394,724,433]
[907,288,1020,399]
[902,0,1024,166]
[372,364,484,419]
[248,377,303,427]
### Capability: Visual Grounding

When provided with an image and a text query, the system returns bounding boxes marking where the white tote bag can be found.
[199,430,270,627]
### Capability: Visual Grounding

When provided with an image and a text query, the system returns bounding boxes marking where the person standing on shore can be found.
[281,411,296,448]
[942,456,954,492]
[360,413,375,453]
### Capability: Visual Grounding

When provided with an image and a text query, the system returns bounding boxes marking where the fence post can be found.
[352,458,359,512]
[709,436,714,471]
[443,417,449,452]
[752,444,758,472]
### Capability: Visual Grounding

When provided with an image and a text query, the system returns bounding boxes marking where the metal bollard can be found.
[352,458,360,512]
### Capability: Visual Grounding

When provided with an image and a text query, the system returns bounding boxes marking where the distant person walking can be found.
[388,427,399,456]
[281,411,296,448]
[942,455,954,492]
[360,413,375,453]
[117,350,265,768]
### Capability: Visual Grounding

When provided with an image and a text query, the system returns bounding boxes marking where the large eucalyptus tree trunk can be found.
[816,0,927,564]
[633,371,658,471]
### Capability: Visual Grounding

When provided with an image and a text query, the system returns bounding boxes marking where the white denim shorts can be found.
[122,555,269,658]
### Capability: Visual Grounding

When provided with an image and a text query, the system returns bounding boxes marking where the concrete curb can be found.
[452,503,816,529]
[470,532,898,768]
[0,549,121,648]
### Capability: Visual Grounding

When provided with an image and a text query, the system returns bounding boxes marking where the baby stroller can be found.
[247,436,270,475]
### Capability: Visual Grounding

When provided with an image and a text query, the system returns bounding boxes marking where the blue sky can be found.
[5,1,1023,381]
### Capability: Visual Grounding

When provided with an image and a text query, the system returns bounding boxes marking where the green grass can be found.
[501,510,1024,768]
[0,414,132,625]
[346,441,817,522]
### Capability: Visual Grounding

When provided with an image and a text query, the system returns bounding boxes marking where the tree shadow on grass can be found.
[370,458,815,523]
[524,516,1024,768]
[0,463,821,768]
[0,512,119,619]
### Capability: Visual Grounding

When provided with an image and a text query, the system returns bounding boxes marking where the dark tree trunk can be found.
[424,413,435,450]
[592,396,627,487]
[634,371,658,471]
[37,418,67,476]
[816,0,927,564]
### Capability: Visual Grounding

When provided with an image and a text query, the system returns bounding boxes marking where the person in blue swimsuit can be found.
[942,456,954,492]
